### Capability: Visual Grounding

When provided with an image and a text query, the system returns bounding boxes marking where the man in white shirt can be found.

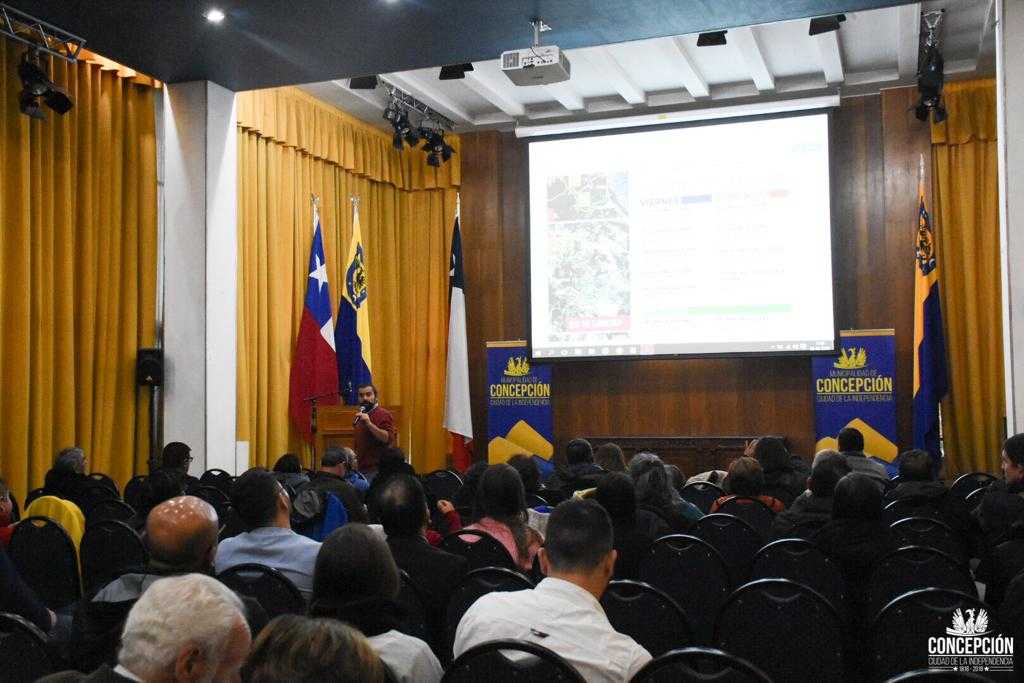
[454,499,651,682]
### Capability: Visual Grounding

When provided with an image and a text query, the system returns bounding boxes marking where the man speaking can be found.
[353,382,396,479]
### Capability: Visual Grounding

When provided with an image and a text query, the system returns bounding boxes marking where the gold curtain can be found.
[931,79,1004,475]
[236,87,459,473]
[0,38,158,504]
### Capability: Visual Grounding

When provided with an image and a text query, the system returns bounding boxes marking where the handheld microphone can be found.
[352,404,370,426]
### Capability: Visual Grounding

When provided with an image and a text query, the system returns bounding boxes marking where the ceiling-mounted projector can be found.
[501,18,571,86]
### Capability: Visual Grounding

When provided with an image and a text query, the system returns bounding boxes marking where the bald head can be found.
[146,496,220,572]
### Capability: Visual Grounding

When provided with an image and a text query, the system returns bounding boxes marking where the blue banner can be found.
[487,341,554,474]
[813,329,898,469]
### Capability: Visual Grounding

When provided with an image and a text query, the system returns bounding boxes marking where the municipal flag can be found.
[337,202,373,404]
[444,199,473,470]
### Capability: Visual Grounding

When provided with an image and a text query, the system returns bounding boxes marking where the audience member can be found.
[455,499,651,682]
[159,441,200,492]
[974,433,1024,546]
[664,463,687,495]
[366,447,417,516]
[42,447,89,504]
[507,453,543,498]
[129,468,186,531]
[546,438,603,494]
[752,437,808,506]
[711,456,785,513]
[886,448,974,537]
[241,614,387,683]
[216,469,321,598]
[594,472,669,580]
[629,452,703,530]
[298,450,368,524]
[24,491,86,551]
[594,442,627,473]
[272,453,310,490]
[310,524,443,682]
[464,463,543,570]
[837,427,890,487]
[452,460,488,511]
[771,452,850,539]
[45,574,251,683]
[325,446,369,493]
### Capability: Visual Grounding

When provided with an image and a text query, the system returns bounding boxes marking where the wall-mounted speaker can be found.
[136,348,164,386]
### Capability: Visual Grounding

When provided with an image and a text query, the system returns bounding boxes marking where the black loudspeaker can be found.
[136,348,164,386]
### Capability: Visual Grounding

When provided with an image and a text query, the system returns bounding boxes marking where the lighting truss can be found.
[380,80,455,131]
[0,3,85,63]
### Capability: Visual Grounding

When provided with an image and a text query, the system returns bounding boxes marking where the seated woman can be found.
[628,452,703,531]
[463,463,543,571]
[710,456,785,513]
[594,472,670,580]
[309,524,442,683]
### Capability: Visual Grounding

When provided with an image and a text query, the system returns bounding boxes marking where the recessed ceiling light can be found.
[205,8,225,24]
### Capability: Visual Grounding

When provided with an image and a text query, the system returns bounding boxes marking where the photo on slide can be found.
[546,172,628,222]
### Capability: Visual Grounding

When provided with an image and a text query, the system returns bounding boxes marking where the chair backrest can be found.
[963,486,987,512]
[446,567,533,656]
[889,517,966,564]
[868,546,976,621]
[218,506,247,541]
[217,563,306,619]
[396,569,431,645]
[680,482,723,514]
[23,488,45,508]
[8,516,80,609]
[0,612,54,683]
[194,485,231,518]
[871,588,1004,680]
[600,580,693,656]
[80,520,149,595]
[751,539,845,612]
[631,646,771,683]
[440,529,518,571]
[883,496,943,524]
[443,639,585,682]
[525,493,550,509]
[8,491,20,523]
[423,470,464,503]
[998,569,1024,642]
[715,498,776,540]
[76,482,119,514]
[638,534,731,643]
[88,472,120,497]
[714,578,843,682]
[692,513,763,586]
[949,472,997,501]
[884,670,992,682]
[200,469,234,495]
[86,499,135,526]
[122,475,148,511]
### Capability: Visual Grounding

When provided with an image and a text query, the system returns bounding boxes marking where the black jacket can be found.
[39,664,135,683]
[974,480,1024,546]
[387,534,467,652]
[771,492,833,540]
[300,471,368,523]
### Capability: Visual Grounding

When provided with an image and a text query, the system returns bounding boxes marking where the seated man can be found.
[158,441,200,492]
[886,448,974,536]
[323,446,369,494]
[454,499,651,682]
[216,469,321,598]
[837,427,890,488]
[975,433,1024,546]
[300,451,368,523]
[44,574,251,683]
[772,452,850,540]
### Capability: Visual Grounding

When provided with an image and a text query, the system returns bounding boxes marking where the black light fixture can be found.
[808,14,846,36]
[419,126,454,167]
[17,50,73,119]
[439,63,474,80]
[914,11,947,124]
[696,31,727,47]
[383,102,421,150]
[349,75,379,90]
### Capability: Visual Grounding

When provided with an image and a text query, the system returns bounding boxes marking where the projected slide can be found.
[528,112,836,360]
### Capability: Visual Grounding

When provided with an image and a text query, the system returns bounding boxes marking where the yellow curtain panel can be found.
[236,87,459,473]
[0,38,158,504]
[930,79,1004,476]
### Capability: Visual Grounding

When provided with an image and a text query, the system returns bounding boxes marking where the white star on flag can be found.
[310,254,328,292]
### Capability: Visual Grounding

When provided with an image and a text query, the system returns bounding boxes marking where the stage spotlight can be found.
[808,14,846,36]
[439,63,474,80]
[419,127,454,167]
[914,12,946,124]
[349,75,379,90]
[696,31,727,47]
[17,50,73,119]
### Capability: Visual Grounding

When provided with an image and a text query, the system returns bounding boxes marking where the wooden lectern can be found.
[315,404,402,456]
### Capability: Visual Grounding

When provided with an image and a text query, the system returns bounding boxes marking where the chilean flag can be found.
[444,197,473,471]
[289,201,340,441]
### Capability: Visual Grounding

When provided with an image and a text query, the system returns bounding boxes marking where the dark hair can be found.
[566,438,594,466]
[377,475,428,537]
[321,447,355,470]
[837,428,864,453]
[474,464,530,561]
[378,447,407,472]
[594,443,626,472]
[312,524,400,606]
[356,383,378,398]
[1004,434,1024,468]
[242,615,386,683]
[594,472,636,522]
[809,453,851,497]
[544,499,613,573]
[231,469,282,530]
[898,449,934,482]
[140,469,186,515]
[664,464,686,493]
[832,473,883,520]
[273,454,302,474]
[454,460,488,507]
[724,457,765,497]
[507,454,541,494]
[753,437,790,473]
[161,441,192,470]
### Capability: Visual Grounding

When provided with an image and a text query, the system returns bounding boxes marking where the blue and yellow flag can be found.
[912,156,949,465]
[336,203,373,404]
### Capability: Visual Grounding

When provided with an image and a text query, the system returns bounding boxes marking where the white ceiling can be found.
[300,0,996,133]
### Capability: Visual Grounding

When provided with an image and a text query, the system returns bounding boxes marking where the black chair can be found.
[88,472,119,496]
[714,578,843,682]
[86,499,135,526]
[639,534,730,644]
[8,491,19,523]
[396,569,431,645]
[423,470,464,503]
[200,469,234,496]
[218,506,247,541]
[123,475,148,511]
[681,482,724,514]
[949,472,997,501]
[444,639,585,682]
[692,513,762,586]
[631,646,771,683]
[8,516,80,609]
[194,485,231,519]
[715,497,776,540]
[23,488,45,508]
[871,588,1002,680]
[600,580,693,656]
[446,567,533,657]
[0,612,54,683]
[441,529,518,571]
[889,517,966,564]
[76,482,119,515]
[868,546,976,622]
[217,563,306,619]
[964,486,987,512]
[883,496,943,524]
[525,493,550,508]
[80,520,148,595]
[751,539,845,614]
[885,670,992,682]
